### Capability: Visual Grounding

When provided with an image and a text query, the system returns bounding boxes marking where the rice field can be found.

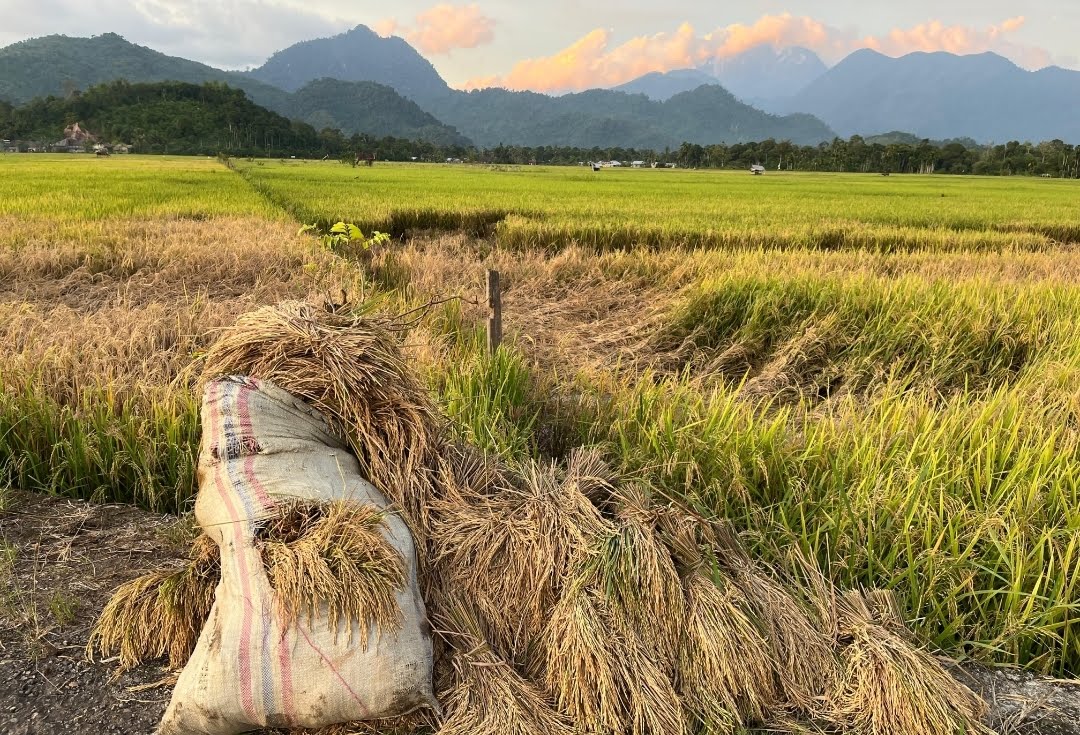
[232,159,1080,250]
[3,154,1080,683]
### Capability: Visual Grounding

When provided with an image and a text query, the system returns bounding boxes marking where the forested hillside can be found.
[285,79,469,146]
[0,81,321,155]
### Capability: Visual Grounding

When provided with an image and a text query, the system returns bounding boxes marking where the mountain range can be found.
[771,49,1080,142]
[0,29,833,148]
[2,26,1079,146]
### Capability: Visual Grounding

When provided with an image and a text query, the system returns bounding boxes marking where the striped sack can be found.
[159,376,437,735]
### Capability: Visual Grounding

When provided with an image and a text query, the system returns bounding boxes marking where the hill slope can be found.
[779,49,1080,142]
[0,34,468,145]
[0,33,289,110]
[613,70,719,101]
[245,25,450,105]
[284,79,469,145]
[428,85,835,148]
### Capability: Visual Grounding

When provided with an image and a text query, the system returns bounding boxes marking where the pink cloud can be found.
[373,18,399,38]
[379,3,495,55]
[463,14,1054,93]
[862,16,1052,69]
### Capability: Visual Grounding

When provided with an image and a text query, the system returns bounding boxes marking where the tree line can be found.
[2,81,1079,178]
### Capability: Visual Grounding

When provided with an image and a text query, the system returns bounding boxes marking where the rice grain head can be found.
[257,500,406,647]
[677,571,778,731]
[582,490,684,667]
[434,595,575,735]
[538,581,687,735]
[732,564,840,713]
[430,452,614,653]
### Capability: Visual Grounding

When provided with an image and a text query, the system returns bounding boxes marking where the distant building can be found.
[52,122,98,153]
[751,164,766,175]
[631,160,645,168]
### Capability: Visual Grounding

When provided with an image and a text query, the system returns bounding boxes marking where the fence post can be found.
[486,269,502,354]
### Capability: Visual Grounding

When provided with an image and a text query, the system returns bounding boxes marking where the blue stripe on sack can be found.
[261,613,276,716]
[220,380,259,521]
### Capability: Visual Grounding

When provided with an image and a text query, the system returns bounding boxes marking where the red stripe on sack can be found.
[237,382,295,722]
[237,384,272,510]
[277,627,296,723]
[295,624,371,717]
[211,381,259,722]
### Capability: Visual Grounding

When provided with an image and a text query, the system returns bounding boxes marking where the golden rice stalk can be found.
[560,446,620,503]
[581,503,684,666]
[677,572,777,731]
[829,589,992,735]
[197,301,444,537]
[432,595,575,735]
[88,534,218,671]
[258,500,406,646]
[538,583,686,735]
[732,564,841,713]
[429,452,615,652]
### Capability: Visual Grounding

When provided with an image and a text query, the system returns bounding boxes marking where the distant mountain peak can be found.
[701,44,828,102]
[246,25,449,103]
[613,69,719,101]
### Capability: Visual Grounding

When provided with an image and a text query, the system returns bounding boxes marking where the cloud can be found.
[464,14,1054,93]
[378,3,495,55]
[861,16,1053,69]
[373,17,400,39]
[0,0,351,69]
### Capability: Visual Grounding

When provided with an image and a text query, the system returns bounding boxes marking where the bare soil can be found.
[1,489,1077,735]
[0,490,184,734]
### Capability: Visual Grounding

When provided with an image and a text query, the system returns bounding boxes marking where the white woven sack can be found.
[159,376,437,735]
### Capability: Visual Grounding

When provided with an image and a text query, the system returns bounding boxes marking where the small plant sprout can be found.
[298,222,391,255]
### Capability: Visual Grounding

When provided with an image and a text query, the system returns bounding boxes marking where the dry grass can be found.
[0,217,340,403]
[375,235,1080,389]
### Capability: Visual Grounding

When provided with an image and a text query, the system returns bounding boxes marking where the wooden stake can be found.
[486,269,502,354]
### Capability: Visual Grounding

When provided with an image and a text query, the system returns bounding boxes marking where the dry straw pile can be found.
[93,301,993,735]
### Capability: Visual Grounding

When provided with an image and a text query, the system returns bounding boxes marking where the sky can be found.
[1,1,1077,91]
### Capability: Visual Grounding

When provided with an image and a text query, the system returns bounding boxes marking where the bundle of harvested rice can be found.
[829,589,992,735]
[89,533,218,672]
[91,501,405,670]
[429,449,614,653]
[94,301,994,735]
[433,595,574,735]
[256,501,406,645]
[197,301,444,537]
[677,571,777,729]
